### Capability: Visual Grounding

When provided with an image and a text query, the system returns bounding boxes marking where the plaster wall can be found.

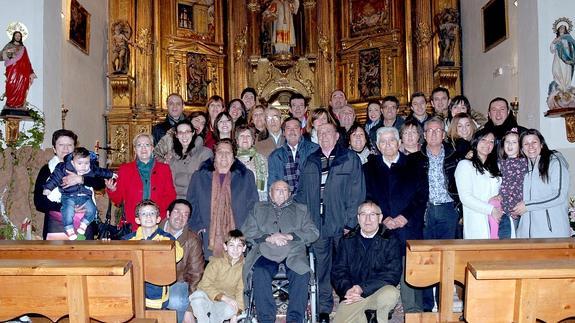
[0,0,107,151]
[462,0,575,194]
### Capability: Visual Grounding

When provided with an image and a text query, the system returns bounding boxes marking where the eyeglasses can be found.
[426,128,444,135]
[266,116,281,121]
[135,143,152,149]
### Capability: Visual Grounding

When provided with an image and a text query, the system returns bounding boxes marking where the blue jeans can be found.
[61,194,97,232]
[168,281,190,323]
[423,202,459,311]
[498,214,519,239]
[252,257,310,323]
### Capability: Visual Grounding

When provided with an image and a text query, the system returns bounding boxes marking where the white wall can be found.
[461,0,518,115]
[462,0,575,194]
[0,0,45,128]
[59,0,108,150]
[0,0,107,151]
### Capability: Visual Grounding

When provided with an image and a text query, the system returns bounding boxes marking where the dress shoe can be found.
[365,309,378,323]
[319,312,330,323]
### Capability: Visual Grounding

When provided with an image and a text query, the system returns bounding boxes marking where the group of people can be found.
[32,86,571,323]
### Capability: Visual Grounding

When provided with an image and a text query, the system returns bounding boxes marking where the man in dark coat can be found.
[152,93,186,144]
[242,180,319,323]
[295,123,366,322]
[482,97,526,142]
[331,201,402,323]
[364,127,428,313]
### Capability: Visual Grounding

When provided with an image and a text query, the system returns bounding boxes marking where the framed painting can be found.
[68,0,91,54]
[349,0,390,37]
[482,0,508,52]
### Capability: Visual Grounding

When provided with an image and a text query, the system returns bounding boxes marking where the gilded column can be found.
[412,0,434,95]
[247,0,261,58]
[134,0,154,108]
[303,0,317,57]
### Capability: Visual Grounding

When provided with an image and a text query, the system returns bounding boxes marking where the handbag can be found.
[97,200,132,240]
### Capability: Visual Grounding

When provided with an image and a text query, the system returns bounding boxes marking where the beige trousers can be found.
[333,285,400,323]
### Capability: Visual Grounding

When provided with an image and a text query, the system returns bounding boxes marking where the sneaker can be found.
[77,222,88,235]
[65,229,77,240]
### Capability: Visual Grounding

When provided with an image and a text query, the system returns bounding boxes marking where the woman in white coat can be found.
[455,129,502,239]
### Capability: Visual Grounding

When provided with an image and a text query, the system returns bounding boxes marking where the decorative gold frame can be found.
[68,0,91,54]
[175,0,215,42]
[482,0,508,52]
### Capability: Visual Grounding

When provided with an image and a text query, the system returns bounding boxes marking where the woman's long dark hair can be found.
[469,128,500,177]
[214,111,234,141]
[173,119,196,159]
[447,95,471,121]
[189,111,208,138]
[520,128,556,183]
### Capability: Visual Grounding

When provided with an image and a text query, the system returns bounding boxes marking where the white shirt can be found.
[270,131,282,145]
[288,143,298,160]
[382,153,400,169]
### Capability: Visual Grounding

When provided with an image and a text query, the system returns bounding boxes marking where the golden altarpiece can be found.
[106,0,461,165]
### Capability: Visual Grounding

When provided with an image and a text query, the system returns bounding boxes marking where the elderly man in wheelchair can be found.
[241,180,320,323]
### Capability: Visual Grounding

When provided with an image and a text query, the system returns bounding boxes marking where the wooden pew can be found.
[465,259,575,323]
[0,259,134,323]
[405,238,575,323]
[0,241,177,322]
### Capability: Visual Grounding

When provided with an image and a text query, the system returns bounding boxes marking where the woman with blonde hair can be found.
[447,112,477,158]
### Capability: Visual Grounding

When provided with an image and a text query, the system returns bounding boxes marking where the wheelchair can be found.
[239,248,318,323]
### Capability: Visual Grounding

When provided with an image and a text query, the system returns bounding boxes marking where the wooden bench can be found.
[465,259,575,323]
[0,241,177,322]
[405,238,575,323]
[0,259,134,323]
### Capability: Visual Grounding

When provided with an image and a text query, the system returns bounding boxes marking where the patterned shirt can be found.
[499,157,528,215]
[427,146,453,204]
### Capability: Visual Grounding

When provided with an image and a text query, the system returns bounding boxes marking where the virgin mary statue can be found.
[1,31,36,109]
[550,18,575,93]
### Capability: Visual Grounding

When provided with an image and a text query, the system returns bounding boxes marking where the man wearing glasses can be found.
[331,201,402,323]
[411,116,462,311]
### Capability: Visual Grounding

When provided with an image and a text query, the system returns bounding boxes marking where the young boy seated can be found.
[189,229,246,323]
[43,147,116,240]
[122,199,184,309]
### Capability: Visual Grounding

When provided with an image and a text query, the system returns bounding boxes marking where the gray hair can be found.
[423,116,445,131]
[376,127,400,144]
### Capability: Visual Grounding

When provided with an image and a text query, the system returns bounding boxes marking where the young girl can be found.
[497,129,528,239]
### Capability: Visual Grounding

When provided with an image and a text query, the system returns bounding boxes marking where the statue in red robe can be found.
[1,31,36,109]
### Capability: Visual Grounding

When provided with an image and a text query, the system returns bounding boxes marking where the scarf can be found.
[237,147,267,191]
[137,159,155,199]
[283,146,300,193]
[209,171,235,257]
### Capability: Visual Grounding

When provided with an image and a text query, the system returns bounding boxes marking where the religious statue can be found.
[547,17,575,109]
[262,0,299,54]
[111,20,132,74]
[0,31,36,111]
[435,8,459,66]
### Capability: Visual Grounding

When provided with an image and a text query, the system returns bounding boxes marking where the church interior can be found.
[0,0,575,322]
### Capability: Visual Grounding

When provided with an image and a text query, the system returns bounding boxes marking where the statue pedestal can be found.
[544,107,575,143]
[0,110,33,146]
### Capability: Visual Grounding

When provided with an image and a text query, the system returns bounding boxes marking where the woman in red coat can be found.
[106,133,176,230]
